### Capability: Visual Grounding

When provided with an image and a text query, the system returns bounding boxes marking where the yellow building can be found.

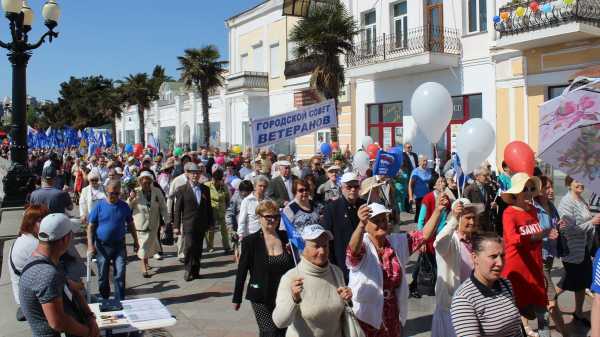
[493,0,600,165]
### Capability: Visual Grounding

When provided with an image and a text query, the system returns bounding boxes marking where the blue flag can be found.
[372,150,402,177]
[452,153,466,188]
[281,211,304,251]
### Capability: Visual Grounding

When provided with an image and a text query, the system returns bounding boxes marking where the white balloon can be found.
[410,82,453,143]
[361,136,374,149]
[353,150,370,175]
[455,118,496,174]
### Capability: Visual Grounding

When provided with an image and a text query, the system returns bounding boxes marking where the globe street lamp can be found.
[0,0,60,207]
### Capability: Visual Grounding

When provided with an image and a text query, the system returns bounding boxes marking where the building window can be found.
[392,2,408,49]
[317,130,331,148]
[240,53,248,72]
[253,44,264,72]
[548,85,568,99]
[367,101,403,149]
[362,11,377,55]
[125,130,135,145]
[270,43,280,78]
[468,0,487,33]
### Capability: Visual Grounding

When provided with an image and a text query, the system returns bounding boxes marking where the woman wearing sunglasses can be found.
[233,200,294,337]
[557,176,600,329]
[282,180,321,234]
[501,173,547,337]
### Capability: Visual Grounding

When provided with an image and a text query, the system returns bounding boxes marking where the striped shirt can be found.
[592,253,600,294]
[558,192,595,264]
[451,274,523,337]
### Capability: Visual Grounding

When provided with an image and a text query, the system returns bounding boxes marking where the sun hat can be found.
[500,172,542,204]
[326,165,341,172]
[451,198,485,215]
[38,213,80,242]
[368,203,392,219]
[301,224,334,241]
[137,171,154,182]
[277,160,291,167]
[184,162,201,172]
[360,176,386,197]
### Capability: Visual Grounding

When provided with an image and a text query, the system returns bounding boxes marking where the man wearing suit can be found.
[173,162,214,281]
[463,167,495,232]
[266,161,295,208]
[322,172,365,283]
[401,143,419,212]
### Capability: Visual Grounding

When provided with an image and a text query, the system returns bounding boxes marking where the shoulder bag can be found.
[330,265,366,337]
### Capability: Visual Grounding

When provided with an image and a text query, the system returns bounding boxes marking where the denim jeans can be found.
[95,240,127,301]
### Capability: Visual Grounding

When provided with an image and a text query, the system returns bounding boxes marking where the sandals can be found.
[572,313,591,327]
[523,326,539,337]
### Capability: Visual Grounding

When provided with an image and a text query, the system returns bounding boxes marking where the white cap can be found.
[451,198,485,215]
[368,203,392,218]
[340,172,359,184]
[38,213,79,242]
[326,165,341,172]
[277,160,291,167]
[138,171,154,181]
[231,178,242,190]
[301,224,334,241]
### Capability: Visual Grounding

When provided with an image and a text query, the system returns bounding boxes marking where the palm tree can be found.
[289,0,358,142]
[119,73,152,147]
[150,65,173,98]
[177,45,228,147]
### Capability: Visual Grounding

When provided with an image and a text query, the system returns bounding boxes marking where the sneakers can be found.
[153,253,163,260]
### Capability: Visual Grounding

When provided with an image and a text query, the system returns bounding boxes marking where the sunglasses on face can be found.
[297,188,309,193]
[108,191,120,196]
[261,214,280,221]
[345,184,360,190]
[90,179,99,183]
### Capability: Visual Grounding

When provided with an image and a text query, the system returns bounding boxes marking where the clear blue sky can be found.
[0,0,264,101]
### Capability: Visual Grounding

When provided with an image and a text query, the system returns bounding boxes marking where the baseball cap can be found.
[451,198,485,215]
[278,160,291,167]
[184,162,201,172]
[340,172,359,184]
[326,165,341,172]
[42,165,57,180]
[38,213,79,242]
[301,224,333,241]
[113,167,123,175]
[368,203,392,218]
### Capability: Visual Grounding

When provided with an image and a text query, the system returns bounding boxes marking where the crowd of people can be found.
[7,143,600,337]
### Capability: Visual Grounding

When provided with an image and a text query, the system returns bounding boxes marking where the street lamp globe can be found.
[21,0,33,27]
[1,0,22,14]
[42,0,60,24]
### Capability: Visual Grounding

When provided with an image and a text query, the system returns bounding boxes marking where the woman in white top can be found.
[78,171,106,225]
[273,224,352,337]
[237,175,269,239]
[429,198,484,337]
[346,203,435,337]
[9,205,49,320]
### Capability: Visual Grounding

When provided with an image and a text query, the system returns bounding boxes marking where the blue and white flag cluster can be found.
[26,126,112,150]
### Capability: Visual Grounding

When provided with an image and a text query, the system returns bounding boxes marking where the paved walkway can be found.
[0,213,593,337]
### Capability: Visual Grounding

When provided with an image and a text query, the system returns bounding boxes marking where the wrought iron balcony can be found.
[284,56,317,79]
[494,0,600,38]
[346,25,461,68]
[226,71,269,92]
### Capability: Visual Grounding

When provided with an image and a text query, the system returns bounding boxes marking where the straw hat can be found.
[137,170,154,182]
[360,176,386,197]
[500,173,542,204]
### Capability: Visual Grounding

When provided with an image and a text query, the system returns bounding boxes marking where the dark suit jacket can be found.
[266,175,295,208]
[402,152,419,175]
[174,183,214,234]
[463,182,494,230]
[323,196,366,282]
[233,230,294,307]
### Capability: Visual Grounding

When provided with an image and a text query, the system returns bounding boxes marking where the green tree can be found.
[119,73,152,147]
[150,65,173,98]
[289,0,358,142]
[177,45,228,147]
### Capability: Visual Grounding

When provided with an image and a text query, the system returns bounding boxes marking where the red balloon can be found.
[133,143,144,156]
[366,144,380,160]
[504,141,535,175]
[529,1,539,11]
[331,141,339,151]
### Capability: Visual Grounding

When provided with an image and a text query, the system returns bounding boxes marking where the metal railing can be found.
[284,56,317,78]
[346,25,461,68]
[226,71,269,91]
[495,0,600,37]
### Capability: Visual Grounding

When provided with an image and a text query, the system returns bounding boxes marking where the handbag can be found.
[330,265,366,337]
[416,252,437,296]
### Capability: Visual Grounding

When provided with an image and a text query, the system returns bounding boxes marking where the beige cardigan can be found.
[272,259,346,337]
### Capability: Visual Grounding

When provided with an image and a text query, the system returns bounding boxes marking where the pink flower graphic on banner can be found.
[553,95,598,130]
[557,126,600,181]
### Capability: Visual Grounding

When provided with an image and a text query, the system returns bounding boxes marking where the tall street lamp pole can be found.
[0,0,60,207]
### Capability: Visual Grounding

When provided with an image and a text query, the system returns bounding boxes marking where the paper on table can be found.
[122,298,172,323]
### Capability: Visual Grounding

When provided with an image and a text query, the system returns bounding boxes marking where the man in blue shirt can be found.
[592,253,600,337]
[87,180,138,301]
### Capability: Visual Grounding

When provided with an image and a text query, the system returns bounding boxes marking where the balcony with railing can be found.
[494,0,600,49]
[345,25,461,79]
[226,71,269,92]
[284,56,317,79]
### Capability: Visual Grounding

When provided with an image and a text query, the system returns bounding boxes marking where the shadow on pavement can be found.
[200,269,236,279]
[404,314,433,336]
[128,281,180,296]
[161,291,233,305]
